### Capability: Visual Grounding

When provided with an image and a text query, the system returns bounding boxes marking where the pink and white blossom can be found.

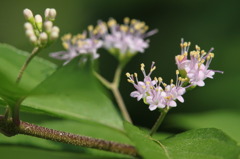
[101,18,157,55]
[50,31,102,64]
[127,63,187,111]
[176,39,223,87]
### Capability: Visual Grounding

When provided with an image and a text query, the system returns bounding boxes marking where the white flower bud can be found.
[35,14,43,31]
[44,21,53,31]
[24,22,33,30]
[50,31,59,40]
[39,32,48,42]
[29,35,37,43]
[52,26,60,33]
[35,14,42,23]
[44,8,50,18]
[25,30,35,37]
[23,8,33,20]
[49,9,57,20]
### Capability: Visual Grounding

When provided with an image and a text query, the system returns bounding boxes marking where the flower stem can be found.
[112,87,132,123]
[0,115,138,157]
[94,65,132,123]
[4,106,10,120]
[149,108,169,136]
[112,64,132,123]
[93,71,112,89]
[16,47,40,84]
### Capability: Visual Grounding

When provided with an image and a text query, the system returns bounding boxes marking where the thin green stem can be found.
[112,87,132,123]
[149,108,169,136]
[16,47,40,84]
[93,71,112,89]
[0,116,138,157]
[113,64,123,88]
[112,64,132,123]
[94,65,132,123]
[4,106,10,120]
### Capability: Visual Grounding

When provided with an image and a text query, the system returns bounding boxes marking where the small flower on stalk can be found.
[50,26,103,64]
[175,39,223,87]
[126,62,187,111]
[126,62,156,101]
[100,17,158,61]
[23,8,60,48]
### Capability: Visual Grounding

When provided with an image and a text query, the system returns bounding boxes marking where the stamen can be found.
[108,18,117,27]
[124,17,130,24]
[126,72,131,77]
[195,45,200,51]
[176,70,179,75]
[127,79,134,83]
[62,42,69,50]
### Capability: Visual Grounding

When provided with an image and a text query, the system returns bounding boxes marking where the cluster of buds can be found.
[127,39,223,111]
[126,62,187,111]
[50,27,103,64]
[23,8,60,48]
[175,39,223,87]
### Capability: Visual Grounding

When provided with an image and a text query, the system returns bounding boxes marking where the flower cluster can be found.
[127,39,223,111]
[127,62,187,111]
[50,17,157,64]
[101,18,158,60]
[50,29,103,64]
[23,8,59,48]
[176,39,223,87]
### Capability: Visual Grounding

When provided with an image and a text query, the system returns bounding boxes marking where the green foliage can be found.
[0,44,56,105]
[22,57,123,130]
[0,44,56,91]
[124,122,240,159]
[0,43,239,159]
[168,110,240,143]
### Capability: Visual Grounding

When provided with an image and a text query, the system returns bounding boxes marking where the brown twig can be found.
[0,116,138,157]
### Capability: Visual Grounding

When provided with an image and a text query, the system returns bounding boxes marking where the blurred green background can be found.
[0,0,240,141]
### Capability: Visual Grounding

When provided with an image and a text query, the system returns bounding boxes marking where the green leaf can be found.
[168,110,240,143]
[22,57,123,130]
[124,122,167,159]
[0,44,56,92]
[124,122,240,159]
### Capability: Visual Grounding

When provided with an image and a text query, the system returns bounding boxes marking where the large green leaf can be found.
[168,110,240,143]
[21,57,123,130]
[124,122,240,159]
[0,44,56,107]
[0,44,56,91]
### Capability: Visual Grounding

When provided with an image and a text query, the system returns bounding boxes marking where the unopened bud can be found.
[25,30,35,37]
[35,14,43,31]
[23,8,33,20]
[49,9,57,20]
[50,31,59,40]
[39,32,48,42]
[24,22,33,30]
[52,26,60,33]
[29,35,37,44]
[44,21,53,31]
[44,8,50,18]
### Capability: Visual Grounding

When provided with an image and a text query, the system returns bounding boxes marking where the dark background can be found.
[0,0,239,132]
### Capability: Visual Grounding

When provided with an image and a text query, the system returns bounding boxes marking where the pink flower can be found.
[127,63,187,111]
[102,18,157,55]
[176,39,223,87]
